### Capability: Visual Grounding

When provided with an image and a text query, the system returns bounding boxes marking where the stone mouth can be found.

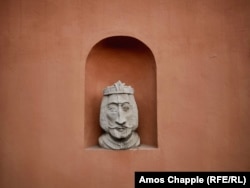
[116,128,126,132]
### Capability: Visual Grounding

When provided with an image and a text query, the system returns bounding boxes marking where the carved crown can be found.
[103,81,134,95]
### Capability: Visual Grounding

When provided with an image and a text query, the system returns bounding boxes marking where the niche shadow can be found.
[84,36,157,149]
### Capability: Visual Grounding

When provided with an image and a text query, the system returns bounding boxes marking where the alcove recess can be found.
[84,36,157,149]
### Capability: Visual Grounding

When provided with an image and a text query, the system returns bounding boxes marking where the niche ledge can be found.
[85,144,158,151]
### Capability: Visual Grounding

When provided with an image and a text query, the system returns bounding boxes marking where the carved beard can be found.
[98,132,140,150]
[108,128,133,139]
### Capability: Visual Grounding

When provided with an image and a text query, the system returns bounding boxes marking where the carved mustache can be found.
[108,123,134,129]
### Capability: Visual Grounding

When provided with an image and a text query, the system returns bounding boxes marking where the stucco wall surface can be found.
[0,0,250,188]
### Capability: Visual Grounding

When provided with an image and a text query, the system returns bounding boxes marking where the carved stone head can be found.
[99,81,140,150]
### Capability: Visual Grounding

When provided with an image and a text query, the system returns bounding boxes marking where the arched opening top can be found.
[89,36,153,54]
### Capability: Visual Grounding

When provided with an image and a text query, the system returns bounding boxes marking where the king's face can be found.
[106,94,135,139]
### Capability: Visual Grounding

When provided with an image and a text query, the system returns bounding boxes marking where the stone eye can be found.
[122,104,130,112]
[108,104,118,112]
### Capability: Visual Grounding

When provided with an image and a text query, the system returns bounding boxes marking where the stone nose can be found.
[115,106,126,126]
[115,114,126,125]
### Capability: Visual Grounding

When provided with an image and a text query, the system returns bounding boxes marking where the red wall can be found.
[0,0,250,188]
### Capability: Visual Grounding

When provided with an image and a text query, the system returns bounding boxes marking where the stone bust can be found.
[98,81,140,150]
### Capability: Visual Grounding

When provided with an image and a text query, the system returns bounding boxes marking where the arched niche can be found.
[84,36,157,149]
